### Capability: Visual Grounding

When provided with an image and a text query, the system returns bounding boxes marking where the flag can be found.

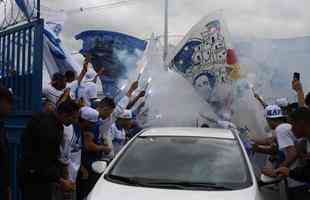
[75,30,146,78]
[43,11,80,77]
[75,30,147,97]
[167,11,269,139]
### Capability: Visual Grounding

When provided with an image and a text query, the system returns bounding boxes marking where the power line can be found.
[41,0,139,15]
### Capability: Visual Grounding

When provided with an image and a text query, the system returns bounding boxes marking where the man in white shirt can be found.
[78,107,111,199]
[110,109,133,155]
[257,105,295,177]
[65,54,90,91]
[276,123,298,167]
[275,108,310,199]
[95,97,116,160]
[43,73,67,108]
[93,81,139,159]
[59,125,83,183]
[265,108,310,180]
[252,105,287,155]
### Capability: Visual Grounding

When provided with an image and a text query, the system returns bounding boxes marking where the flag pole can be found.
[163,0,168,70]
[37,0,41,18]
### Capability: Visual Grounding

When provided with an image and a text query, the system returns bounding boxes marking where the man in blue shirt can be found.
[77,106,111,200]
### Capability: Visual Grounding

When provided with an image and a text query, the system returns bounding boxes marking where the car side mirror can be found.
[258,174,283,187]
[92,161,108,174]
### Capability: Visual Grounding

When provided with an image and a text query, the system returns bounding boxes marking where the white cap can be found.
[276,98,289,107]
[117,109,133,119]
[265,105,284,119]
[80,106,99,123]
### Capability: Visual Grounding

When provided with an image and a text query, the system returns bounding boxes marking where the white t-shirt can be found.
[59,125,82,182]
[66,80,78,92]
[98,117,114,160]
[275,123,303,187]
[99,117,113,140]
[43,84,64,107]
[109,123,126,155]
[68,81,98,106]
[276,124,297,151]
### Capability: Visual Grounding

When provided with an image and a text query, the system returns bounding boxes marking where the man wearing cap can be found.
[0,86,13,200]
[110,109,134,155]
[77,107,111,199]
[252,105,287,156]
[43,73,68,108]
[267,108,310,182]
[67,56,103,108]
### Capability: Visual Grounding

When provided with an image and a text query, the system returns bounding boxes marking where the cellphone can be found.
[293,72,300,81]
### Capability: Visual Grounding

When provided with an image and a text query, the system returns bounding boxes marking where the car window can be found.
[106,136,253,190]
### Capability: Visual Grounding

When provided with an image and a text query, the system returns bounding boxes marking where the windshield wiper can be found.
[106,174,234,190]
[105,175,144,186]
[106,175,234,190]
[142,181,234,190]
[168,181,234,190]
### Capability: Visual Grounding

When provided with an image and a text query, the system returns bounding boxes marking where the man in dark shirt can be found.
[0,86,13,200]
[19,99,80,200]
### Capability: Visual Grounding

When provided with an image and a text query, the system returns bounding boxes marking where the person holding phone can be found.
[292,72,306,107]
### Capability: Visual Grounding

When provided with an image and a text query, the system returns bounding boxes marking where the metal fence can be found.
[0,17,43,199]
[0,0,40,30]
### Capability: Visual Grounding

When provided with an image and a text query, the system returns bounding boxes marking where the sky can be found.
[42,0,310,51]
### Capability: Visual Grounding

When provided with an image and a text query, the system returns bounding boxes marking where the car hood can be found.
[87,176,259,200]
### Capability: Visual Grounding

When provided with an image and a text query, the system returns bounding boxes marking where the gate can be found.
[0,1,44,199]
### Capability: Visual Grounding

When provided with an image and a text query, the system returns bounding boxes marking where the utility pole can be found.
[163,0,168,67]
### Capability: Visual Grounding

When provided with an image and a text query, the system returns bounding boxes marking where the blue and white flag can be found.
[75,30,146,78]
[167,11,269,139]
[43,11,79,77]
[75,30,146,97]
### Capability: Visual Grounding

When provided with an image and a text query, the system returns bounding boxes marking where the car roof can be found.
[140,127,235,139]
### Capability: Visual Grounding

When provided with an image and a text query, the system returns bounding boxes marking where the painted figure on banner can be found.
[167,11,269,142]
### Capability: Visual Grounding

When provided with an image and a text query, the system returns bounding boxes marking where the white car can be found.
[87,128,279,200]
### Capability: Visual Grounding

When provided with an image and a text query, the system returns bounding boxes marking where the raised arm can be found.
[292,80,305,107]
[127,90,146,109]
[77,55,91,84]
[253,89,267,108]
[92,67,106,83]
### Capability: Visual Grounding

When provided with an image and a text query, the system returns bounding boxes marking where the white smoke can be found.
[235,37,310,104]
[136,36,216,127]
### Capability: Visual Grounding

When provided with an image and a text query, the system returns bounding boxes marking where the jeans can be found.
[21,183,60,200]
[76,169,100,200]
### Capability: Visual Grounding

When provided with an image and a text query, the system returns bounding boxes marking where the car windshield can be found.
[106,136,252,190]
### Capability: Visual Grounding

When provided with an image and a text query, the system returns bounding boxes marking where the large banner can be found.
[167,11,269,140]
[75,30,147,97]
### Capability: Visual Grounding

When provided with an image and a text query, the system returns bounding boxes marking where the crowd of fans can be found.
[0,55,310,200]
[0,56,145,200]
[251,77,310,199]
